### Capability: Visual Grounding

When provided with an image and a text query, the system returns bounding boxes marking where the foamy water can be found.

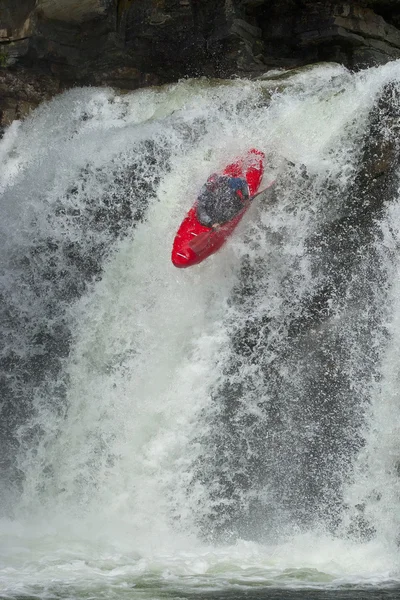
[1,63,400,597]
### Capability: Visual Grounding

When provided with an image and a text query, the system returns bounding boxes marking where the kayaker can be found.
[196,175,250,229]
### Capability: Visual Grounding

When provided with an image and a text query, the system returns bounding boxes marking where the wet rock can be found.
[258,1,400,69]
[2,0,400,120]
[295,3,400,68]
[37,0,110,23]
[0,68,60,132]
[0,0,36,66]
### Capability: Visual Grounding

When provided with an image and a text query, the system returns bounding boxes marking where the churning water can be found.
[1,62,400,599]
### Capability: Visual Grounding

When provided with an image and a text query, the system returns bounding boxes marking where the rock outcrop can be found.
[2,1,400,129]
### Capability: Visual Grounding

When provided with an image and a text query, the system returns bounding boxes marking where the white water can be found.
[1,63,400,597]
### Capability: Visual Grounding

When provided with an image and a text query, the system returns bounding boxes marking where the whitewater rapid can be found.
[1,63,400,597]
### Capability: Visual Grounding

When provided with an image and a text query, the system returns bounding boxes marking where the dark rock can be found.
[36,0,111,23]
[231,18,262,43]
[2,0,400,123]
[0,67,60,130]
[296,3,400,68]
[363,0,400,29]
[256,2,400,70]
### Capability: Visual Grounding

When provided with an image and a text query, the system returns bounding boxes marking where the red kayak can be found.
[171,148,265,268]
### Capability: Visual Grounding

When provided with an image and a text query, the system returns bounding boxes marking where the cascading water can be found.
[1,63,400,598]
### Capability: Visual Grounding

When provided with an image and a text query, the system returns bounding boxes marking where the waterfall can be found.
[1,63,400,596]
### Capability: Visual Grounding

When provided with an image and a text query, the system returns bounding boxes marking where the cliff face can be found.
[2,0,400,129]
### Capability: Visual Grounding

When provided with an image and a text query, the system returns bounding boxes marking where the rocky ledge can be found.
[2,0,400,130]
